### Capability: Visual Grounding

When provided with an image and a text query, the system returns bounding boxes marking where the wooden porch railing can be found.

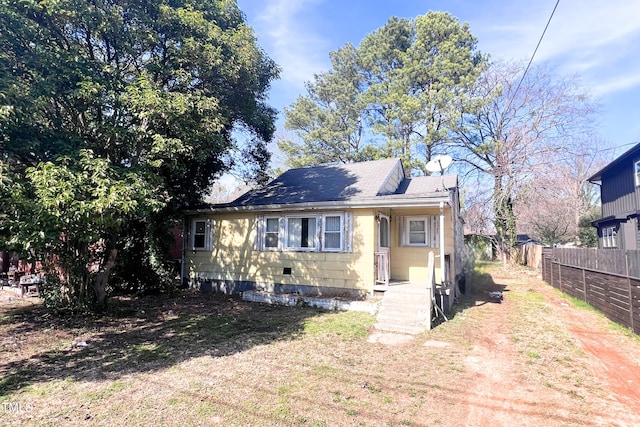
[375,251,390,285]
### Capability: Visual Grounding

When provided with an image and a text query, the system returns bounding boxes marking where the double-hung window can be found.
[409,219,427,245]
[286,216,317,250]
[258,212,349,252]
[191,219,211,250]
[264,217,280,249]
[635,160,640,186]
[323,214,343,251]
[403,216,438,247]
[603,226,617,248]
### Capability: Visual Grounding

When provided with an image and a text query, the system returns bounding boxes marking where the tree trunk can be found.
[92,248,118,312]
[404,131,411,169]
[493,175,517,264]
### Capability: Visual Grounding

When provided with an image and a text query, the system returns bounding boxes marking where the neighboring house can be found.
[182,158,464,306]
[588,143,640,250]
[464,233,541,261]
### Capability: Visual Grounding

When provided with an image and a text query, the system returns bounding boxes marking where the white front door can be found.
[375,215,391,284]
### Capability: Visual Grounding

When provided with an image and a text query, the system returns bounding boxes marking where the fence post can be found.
[582,267,587,303]
[551,248,556,287]
[627,251,634,332]
[558,261,562,293]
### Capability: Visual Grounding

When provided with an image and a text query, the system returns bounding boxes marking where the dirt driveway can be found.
[454,263,640,426]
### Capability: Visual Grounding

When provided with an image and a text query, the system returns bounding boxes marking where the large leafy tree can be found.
[281,12,485,174]
[359,13,485,175]
[0,0,278,310]
[279,43,371,167]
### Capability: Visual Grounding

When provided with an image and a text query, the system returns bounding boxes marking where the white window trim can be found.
[284,214,319,252]
[191,218,212,251]
[403,216,439,248]
[263,216,282,251]
[635,160,640,187]
[377,214,390,250]
[256,212,351,253]
[603,226,617,248]
[321,213,344,252]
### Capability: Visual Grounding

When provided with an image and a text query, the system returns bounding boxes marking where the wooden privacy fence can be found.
[517,243,543,270]
[542,247,640,335]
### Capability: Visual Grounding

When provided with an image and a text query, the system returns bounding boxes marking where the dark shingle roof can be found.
[201,158,458,210]
[228,158,402,207]
[395,175,458,196]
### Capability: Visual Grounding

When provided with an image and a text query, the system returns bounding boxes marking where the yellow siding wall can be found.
[389,207,454,284]
[185,209,376,292]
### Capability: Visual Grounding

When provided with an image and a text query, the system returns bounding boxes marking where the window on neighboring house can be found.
[286,216,317,250]
[403,216,438,247]
[635,160,640,186]
[264,217,280,249]
[603,226,617,248]
[191,219,210,250]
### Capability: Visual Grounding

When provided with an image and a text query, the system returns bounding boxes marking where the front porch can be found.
[374,280,432,334]
[373,279,412,292]
[374,250,454,295]
[373,251,453,333]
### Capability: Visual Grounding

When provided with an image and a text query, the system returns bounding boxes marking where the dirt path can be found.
[534,280,640,419]
[459,265,640,426]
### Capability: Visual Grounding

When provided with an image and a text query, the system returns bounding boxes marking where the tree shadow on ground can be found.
[434,262,509,326]
[0,291,324,396]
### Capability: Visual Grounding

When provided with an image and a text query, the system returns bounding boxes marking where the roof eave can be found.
[588,143,640,183]
[184,194,453,215]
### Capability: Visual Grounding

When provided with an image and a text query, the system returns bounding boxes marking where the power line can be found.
[599,141,640,152]
[506,0,560,111]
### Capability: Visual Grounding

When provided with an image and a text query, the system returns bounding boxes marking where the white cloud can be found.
[591,73,640,98]
[475,0,640,97]
[537,1,640,64]
[253,0,331,89]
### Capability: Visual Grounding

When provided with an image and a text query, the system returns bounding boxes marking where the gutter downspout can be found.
[439,201,445,285]
[180,216,187,287]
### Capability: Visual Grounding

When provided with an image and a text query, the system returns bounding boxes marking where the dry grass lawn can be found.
[1,263,640,426]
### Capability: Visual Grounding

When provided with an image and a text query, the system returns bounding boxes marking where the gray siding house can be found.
[588,143,640,250]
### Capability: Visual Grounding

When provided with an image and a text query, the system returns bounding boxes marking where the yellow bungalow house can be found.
[182,158,464,309]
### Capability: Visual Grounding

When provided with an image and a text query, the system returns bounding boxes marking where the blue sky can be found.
[237,0,640,158]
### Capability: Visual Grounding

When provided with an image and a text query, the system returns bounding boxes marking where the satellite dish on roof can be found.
[425,154,452,175]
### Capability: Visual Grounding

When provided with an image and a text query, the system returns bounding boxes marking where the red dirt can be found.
[462,267,640,426]
[536,282,640,417]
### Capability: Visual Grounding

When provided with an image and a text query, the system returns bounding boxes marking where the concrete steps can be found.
[374,284,432,335]
[242,290,379,314]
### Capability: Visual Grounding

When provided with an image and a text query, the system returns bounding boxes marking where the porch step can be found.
[374,321,428,335]
[379,292,430,302]
[377,294,430,306]
[375,309,429,323]
[374,284,432,335]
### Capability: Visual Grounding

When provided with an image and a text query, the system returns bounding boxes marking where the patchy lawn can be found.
[2,263,640,426]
